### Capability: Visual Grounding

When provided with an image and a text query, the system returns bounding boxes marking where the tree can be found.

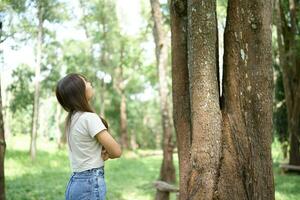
[0,5,29,188]
[219,0,274,198]
[273,63,288,159]
[28,0,68,160]
[0,19,6,200]
[274,0,300,166]
[0,77,6,200]
[30,0,43,161]
[150,0,176,199]
[170,1,190,199]
[170,0,275,199]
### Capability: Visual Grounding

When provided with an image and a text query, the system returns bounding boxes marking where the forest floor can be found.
[4,135,300,200]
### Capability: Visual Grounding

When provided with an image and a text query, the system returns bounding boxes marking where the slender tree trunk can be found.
[120,91,129,149]
[114,44,130,149]
[0,79,6,200]
[30,3,43,161]
[130,131,138,150]
[286,0,300,166]
[0,21,6,199]
[217,0,274,199]
[170,1,191,199]
[56,103,65,148]
[99,81,106,118]
[275,0,300,165]
[150,0,176,199]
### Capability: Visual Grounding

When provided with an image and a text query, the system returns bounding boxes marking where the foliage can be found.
[273,63,288,144]
[7,64,34,113]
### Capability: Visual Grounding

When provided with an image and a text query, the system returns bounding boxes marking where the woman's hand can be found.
[101,147,110,161]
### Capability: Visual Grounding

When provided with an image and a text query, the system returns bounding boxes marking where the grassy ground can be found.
[272,139,300,200]
[4,135,300,200]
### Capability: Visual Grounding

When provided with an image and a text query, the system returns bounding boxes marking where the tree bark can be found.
[150,0,176,200]
[30,2,43,161]
[171,0,275,199]
[170,1,191,199]
[217,0,275,199]
[187,1,221,199]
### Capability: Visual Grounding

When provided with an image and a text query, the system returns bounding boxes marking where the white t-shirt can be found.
[67,111,107,172]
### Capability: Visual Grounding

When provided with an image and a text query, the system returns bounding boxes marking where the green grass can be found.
[5,135,179,200]
[4,135,300,200]
[272,139,300,200]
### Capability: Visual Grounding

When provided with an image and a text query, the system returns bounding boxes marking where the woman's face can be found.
[80,76,94,101]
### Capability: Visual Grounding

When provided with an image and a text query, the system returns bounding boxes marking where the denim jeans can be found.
[65,166,106,200]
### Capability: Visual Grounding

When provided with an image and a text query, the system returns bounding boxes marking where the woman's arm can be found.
[96,130,122,159]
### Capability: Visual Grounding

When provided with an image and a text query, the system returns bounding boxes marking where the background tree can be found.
[0,1,29,196]
[273,63,288,159]
[18,0,67,160]
[0,18,6,200]
[0,76,6,200]
[30,0,43,161]
[150,0,176,199]
[274,0,300,166]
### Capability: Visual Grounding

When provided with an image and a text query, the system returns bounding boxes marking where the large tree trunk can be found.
[150,0,176,200]
[170,1,191,199]
[30,3,43,161]
[217,0,274,199]
[187,1,221,199]
[275,0,300,166]
[171,0,275,199]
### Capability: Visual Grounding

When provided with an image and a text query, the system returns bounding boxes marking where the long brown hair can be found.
[55,73,108,140]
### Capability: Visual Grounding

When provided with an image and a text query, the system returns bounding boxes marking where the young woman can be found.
[55,73,122,200]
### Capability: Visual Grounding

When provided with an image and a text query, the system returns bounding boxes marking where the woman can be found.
[55,73,122,200]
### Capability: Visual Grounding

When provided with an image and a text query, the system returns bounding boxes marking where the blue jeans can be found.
[65,166,106,200]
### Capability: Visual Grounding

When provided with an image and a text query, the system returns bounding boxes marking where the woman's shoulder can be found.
[80,112,100,121]
[73,112,100,127]
[72,111,97,121]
